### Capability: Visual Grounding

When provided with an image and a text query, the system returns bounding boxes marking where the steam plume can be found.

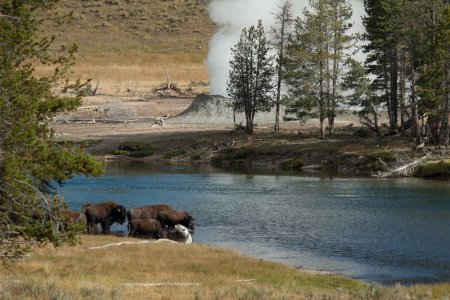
[206,0,365,96]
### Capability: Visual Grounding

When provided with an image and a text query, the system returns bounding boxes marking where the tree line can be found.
[227,0,449,148]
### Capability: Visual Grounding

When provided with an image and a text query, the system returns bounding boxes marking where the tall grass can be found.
[1,235,448,299]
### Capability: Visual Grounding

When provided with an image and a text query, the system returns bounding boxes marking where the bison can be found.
[158,210,194,230]
[85,201,127,234]
[59,210,87,232]
[127,204,173,223]
[128,219,163,239]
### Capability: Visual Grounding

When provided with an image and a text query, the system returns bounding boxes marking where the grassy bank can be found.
[1,235,449,299]
[103,130,412,176]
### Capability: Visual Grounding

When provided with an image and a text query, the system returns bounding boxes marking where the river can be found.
[58,161,450,284]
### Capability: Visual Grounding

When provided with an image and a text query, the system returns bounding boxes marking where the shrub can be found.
[354,127,372,137]
[281,158,304,170]
[356,152,396,172]
[416,160,450,178]
[113,141,155,158]
[164,149,187,159]
[191,153,202,161]
[210,147,256,166]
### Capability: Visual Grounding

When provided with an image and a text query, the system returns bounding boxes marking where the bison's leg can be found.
[129,227,136,237]
[87,221,95,234]
[101,220,111,234]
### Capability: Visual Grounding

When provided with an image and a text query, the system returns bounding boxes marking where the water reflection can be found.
[59,161,450,284]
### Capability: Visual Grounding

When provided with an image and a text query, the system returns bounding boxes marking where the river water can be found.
[58,161,450,284]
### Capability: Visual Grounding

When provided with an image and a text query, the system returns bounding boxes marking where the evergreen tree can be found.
[0,0,104,261]
[271,0,294,133]
[327,0,353,136]
[342,58,382,135]
[362,0,447,144]
[284,0,353,138]
[227,20,275,134]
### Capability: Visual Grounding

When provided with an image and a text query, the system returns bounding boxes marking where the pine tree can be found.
[362,0,447,144]
[284,0,354,138]
[227,20,275,134]
[0,0,104,261]
[342,58,382,135]
[271,0,294,133]
[327,0,353,136]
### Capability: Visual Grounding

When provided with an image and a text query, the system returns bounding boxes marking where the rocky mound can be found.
[167,93,279,125]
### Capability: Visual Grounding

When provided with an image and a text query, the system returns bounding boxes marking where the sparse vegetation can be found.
[112,141,155,157]
[281,158,304,170]
[211,147,257,166]
[356,152,396,172]
[191,152,203,161]
[164,149,187,159]
[416,160,450,179]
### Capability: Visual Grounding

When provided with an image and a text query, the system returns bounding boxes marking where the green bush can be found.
[191,153,202,161]
[164,149,187,159]
[354,127,372,137]
[356,152,396,172]
[281,158,304,170]
[210,147,256,166]
[416,160,450,178]
[113,141,155,158]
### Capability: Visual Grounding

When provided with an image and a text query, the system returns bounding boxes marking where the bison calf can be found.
[128,219,163,239]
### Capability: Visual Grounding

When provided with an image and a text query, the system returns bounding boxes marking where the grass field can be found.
[37,0,214,91]
[1,235,449,299]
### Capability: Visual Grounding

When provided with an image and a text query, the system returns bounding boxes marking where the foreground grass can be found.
[1,236,449,299]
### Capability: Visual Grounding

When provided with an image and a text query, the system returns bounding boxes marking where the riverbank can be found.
[52,93,450,178]
[55,121,440,177]
[1,235,449,299]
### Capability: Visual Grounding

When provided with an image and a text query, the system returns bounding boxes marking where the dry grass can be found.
[35,0,214,93]
[1,235,449,299]
[37,60,209,94]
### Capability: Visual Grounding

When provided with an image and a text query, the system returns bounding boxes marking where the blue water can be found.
[58,161,450,284]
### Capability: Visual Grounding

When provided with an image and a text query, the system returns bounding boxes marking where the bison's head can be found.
[181,212,195,230]
[114,205,127,225]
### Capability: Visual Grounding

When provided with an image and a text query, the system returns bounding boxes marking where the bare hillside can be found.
[41,0,214,64]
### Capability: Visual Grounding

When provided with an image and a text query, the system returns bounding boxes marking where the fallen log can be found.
[375,154,430,178]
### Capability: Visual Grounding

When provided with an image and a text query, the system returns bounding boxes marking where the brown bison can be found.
[158,210,194,230]
[85,201,127,234]
[127,204,173,223]
[128,219,163,239]
[59,210,87,232]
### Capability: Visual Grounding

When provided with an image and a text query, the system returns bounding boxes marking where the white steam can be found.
[206,0,365,96]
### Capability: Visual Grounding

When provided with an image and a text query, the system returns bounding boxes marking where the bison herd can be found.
[59,201,195,241]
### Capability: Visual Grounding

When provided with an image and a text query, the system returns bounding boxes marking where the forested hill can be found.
[40,0,214,63]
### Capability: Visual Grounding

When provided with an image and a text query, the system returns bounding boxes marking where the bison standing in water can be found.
[128,219,163,239]
[127,204,173,223]
[158,210,194,230]
[85,201,127,234]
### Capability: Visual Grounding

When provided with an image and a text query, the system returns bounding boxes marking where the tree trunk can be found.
[399,49,406,134]
[411,66,420,145]
[384,59,391,126]
[274,13,286,133]
[390,47,398,133]
[445,46,449,149]
[319,60,325,139]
